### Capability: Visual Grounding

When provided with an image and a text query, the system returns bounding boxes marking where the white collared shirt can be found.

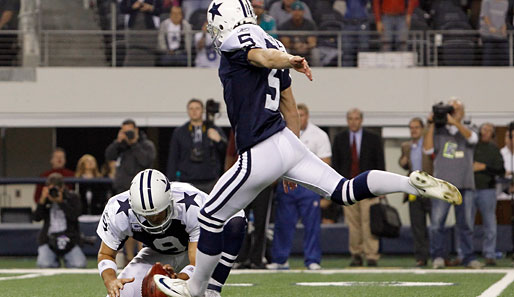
[300,122,332,159]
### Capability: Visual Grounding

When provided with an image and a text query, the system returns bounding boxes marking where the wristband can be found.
[179,265,195,279]
[98,259,117,276]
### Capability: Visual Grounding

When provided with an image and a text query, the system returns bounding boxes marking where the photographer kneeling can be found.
[424,99,482,269]
[33,173,86,268]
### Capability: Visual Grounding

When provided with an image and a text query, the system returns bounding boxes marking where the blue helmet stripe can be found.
[238,0,248,17]
[147,169,154,209]
[139,171,146,210]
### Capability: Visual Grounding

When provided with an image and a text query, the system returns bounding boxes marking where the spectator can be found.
[0,0,19,66]
[332,108,385,267]
[34,148,75,204]
[33,173,86,268]
[226,131,274,270]
[500,129,514,198]
[105,119,156,194]
[502,129,514,176]
[267,104,331,271]
[279,2,317,61]
[424,99,482,269]
[479,0,509,66]
[157,5,191,66]
[166,99,227,193]
[398,117,433,267]
[101,160,117,180]
[96,0,126,66]
[105,119,155,264]
[75,154,112,215]
[120,0,163,66]
[269,0,313,26]
[373,0,418,51]
[194,21,220,68]
[473,122,505,266]
[342,0,370,67]
[253,0,278,37]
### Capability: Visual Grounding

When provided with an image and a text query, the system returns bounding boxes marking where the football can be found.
[141,263,173,297]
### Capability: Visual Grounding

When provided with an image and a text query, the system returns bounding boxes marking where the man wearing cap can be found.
[252,0,277,37]
[269,0,313,26]
[278,1,317,59]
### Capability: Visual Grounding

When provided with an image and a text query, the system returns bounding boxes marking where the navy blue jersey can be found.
[219,24,292,153]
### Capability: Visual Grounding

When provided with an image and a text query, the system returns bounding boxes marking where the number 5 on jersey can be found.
[265,69,282,111]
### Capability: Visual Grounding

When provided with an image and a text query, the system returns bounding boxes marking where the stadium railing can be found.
[3,29,514,67]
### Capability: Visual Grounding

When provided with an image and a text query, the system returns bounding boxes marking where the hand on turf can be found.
[105,277,134,297]
[289,56,312,81]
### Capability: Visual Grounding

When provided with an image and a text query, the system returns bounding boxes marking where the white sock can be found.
[188,249,222,297]
[366,170,418,196]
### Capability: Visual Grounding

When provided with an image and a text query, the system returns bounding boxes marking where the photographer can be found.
[105,119,156,265]
[105,119,156,194]
[166,98,227,193]
[424,99,481,269]
[33,173,86,268]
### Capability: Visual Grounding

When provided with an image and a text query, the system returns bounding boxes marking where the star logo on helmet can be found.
[209,2,222,21]
[116,198,131,217]
[177,193,199,211]
[160,178,171,192]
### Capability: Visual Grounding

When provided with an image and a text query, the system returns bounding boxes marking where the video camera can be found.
[432,102,454,127]
[205,99,220,128]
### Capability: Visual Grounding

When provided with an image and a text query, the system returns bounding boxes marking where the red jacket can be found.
[373,0,418,22]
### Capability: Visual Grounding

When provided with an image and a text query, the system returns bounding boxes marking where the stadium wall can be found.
[0,67,512,127]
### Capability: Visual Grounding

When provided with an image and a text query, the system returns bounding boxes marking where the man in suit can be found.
[399,117,433,267]
[332,108,385,266]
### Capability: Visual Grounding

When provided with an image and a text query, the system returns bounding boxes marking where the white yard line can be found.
[0,273,53,281]
[478,271,514,297]
[296,281,455,287]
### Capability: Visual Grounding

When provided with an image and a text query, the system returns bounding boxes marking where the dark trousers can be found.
[409,196,431,262]
[236,186,273,266]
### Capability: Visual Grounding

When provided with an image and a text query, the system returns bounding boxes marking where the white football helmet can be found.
[129,169,174,234]
[207,0,257,49]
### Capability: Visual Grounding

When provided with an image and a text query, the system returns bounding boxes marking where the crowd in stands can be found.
[19,97,514,269]
[0,0,513,66]
[85,0,514,67]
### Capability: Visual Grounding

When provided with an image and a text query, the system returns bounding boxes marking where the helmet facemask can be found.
[133,201,175,234]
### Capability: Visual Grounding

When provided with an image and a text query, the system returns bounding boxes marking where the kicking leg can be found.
[284,149,461,206]
[280,129,461,205]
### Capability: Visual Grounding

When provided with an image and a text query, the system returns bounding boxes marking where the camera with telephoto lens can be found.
[125,130,135,140]
[49,187,60,198]
[205,99,220,128]
[432,102,454,127]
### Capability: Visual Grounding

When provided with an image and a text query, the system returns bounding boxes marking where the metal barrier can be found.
[4,28,514,67]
